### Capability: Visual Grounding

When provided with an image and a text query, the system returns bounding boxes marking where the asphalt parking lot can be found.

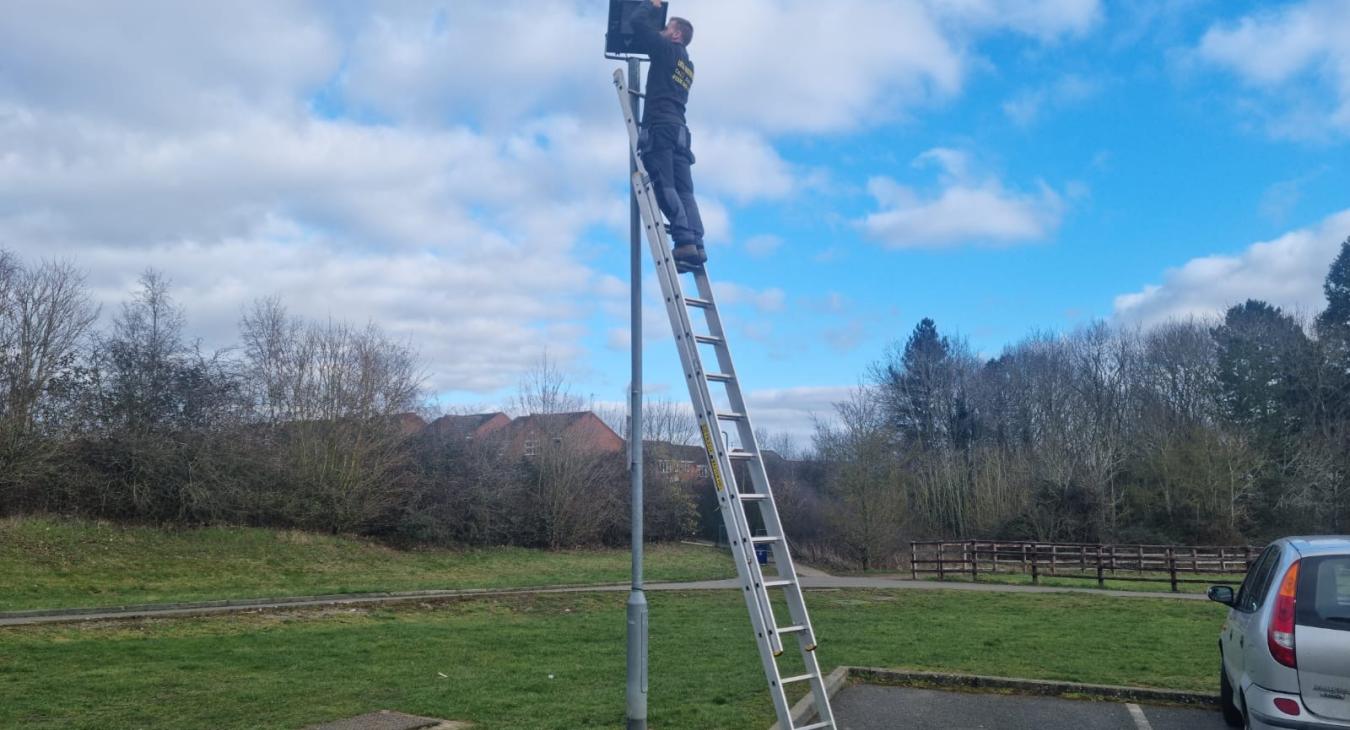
[831,684,1229,730]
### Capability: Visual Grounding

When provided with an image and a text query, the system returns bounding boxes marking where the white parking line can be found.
[1126,703,1154,730]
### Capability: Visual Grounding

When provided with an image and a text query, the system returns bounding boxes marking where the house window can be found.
[658,460,674,474]
[524,439,539,457]
[697,464,710,479]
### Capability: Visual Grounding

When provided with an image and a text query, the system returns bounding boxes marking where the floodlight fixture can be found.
[605,0,668,59]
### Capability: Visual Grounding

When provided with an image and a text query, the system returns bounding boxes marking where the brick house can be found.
[424,412,511,443]
[644,441,710,481]
[503,411,625,458]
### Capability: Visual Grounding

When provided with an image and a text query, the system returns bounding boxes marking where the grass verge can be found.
[0,588,1228,729]
[0,517,734,612]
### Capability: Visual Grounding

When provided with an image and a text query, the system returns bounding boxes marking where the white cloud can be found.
[1195,1,1350,137]
[1002,74,1101,126]
[692,129,796,203]
[9,229,594,394]
[0,0,1107,400]
[927,0,1102,41]
[0,2,335,128]
[745,386,855,450]
[744,235,784,258]
[698,197,732,245]
[859,148,1066,248]
[713,282,787,314]
[341,3,613,128]
[1114,209,1350,328]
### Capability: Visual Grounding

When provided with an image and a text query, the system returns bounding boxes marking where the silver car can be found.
[1209,537,1350,729]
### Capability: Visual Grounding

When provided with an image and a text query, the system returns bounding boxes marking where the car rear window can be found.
[1297,556,1350,631]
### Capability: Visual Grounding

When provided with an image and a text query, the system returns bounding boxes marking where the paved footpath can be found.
[0,572,1204,628]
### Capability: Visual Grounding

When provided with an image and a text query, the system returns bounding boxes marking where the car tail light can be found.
[1273,697,1302,716]
[1267,560,1300,668]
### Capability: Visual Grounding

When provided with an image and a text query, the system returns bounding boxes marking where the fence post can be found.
[1031,561,1039,585]
[1168,547,1178,593]
[910,542,917,581]
[1021,544,1029,573]
[1096,546,1105,588]
[971,542,979,581]
[938,543,946,582]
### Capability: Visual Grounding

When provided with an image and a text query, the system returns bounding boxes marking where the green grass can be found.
[0,588,1228,729]
[0,517,734,612]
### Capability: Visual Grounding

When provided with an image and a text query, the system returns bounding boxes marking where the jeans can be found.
[639,124,704,248]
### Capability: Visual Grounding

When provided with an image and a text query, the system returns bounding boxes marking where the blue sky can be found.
[2,1,1349,446]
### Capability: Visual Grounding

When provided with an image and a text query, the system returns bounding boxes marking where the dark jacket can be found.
[630,2,694,128]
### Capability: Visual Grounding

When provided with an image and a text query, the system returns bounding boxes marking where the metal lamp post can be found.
[605,3,667,727]
[624,54,648,730]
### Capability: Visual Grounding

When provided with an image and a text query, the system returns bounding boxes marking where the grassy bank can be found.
[0,517,734,611]
[0,588,1227,729]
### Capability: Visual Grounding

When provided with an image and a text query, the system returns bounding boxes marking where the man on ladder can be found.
[629,0,706,273]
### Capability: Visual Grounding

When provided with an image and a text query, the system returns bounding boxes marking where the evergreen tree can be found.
[1212,300,1309,438]
[876,318,949,446]
[1315,236,1350,337]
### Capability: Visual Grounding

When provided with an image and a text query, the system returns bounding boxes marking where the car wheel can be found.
[1219,662,1244,727]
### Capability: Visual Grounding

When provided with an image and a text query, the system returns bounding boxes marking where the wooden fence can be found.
[909,540,1260,593]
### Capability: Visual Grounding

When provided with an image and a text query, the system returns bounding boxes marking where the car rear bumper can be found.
[1247,684,1350,730]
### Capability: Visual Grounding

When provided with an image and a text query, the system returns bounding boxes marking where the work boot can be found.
[672,244,706,273]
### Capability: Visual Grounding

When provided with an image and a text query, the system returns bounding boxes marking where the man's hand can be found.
[650,0,664,7]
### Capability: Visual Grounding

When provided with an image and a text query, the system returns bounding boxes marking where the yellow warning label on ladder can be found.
[700,423,725,492]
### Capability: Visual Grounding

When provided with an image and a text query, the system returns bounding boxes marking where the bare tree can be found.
[813,387,906,569]
[0,258,98,432]
[0,255,98,513]
[512,351,583,416]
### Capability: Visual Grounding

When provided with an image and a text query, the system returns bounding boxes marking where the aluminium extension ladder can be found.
[614,68,835,730]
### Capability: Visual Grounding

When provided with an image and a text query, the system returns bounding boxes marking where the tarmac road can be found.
[831,684,1230,730]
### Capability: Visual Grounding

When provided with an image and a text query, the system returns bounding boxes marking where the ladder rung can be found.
[738,492,768,500]
[685,297,712,309]
[717,411,745,421]
[778,624,807,635]
[763,579,793,588]
[706,372,733,383]
[797,722,833,730]
[728,450,754,460]
[750,535,781,544]
[694,334,725,346]
[779,673,815,686]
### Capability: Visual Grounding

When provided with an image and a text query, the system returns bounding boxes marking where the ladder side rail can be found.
[617,68,830,729]
[681,268,791,655]
[630,170,783,657]
[628,171,798,725]
[690,208,837,730]
[614,72,777,641]
[692,272,810,590]
[615,70,777,641]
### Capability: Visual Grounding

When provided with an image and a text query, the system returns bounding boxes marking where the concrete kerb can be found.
[767,667,1218,729]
